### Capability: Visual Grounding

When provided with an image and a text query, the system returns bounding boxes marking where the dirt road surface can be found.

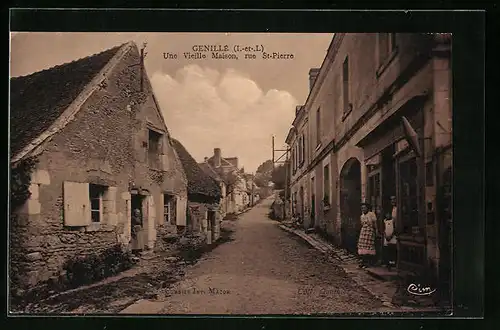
[121,197,383,315]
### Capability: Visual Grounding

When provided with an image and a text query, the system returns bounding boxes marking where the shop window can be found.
[368,172,381,217]
[399,156,419,234]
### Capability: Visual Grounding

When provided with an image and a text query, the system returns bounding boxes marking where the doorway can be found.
[340,158,362,253]
[381,145,396,214]
[131,194,146,251]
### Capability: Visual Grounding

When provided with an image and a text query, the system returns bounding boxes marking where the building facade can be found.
[287,33,452,284]
[172,139,223,244]
[205,148,248,214]
[9,42,188,289]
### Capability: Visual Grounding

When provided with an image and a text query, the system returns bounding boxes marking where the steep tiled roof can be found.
[10,44,123,157]
[206,155,238,169]
[198,162,223,182]
[172,139,221,201]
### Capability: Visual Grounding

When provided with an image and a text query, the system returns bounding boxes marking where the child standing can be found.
[383,212,397,270]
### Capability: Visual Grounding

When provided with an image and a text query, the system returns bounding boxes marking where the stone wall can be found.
[10,44,186,289]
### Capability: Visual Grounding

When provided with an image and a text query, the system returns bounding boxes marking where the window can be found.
[63,182,116,227]
[89,184,107,223]
[163,194,175,224]
[399,156,419,234]
[301,134,306,165]
[298,136,303,166]
[378,33,397,67]
[343,56,351,115]
[148,129,162,168]
[323,164,330,205]
[316,108,321,147]
[294,144,298,172]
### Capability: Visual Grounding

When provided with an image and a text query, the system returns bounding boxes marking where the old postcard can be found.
[9,31,453,315]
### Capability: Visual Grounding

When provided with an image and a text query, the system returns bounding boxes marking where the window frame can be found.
[316,107,321,148]
[376,33,399,78]
[342,56,352,121]
[163,193,175,224]
[398,152,420,235]
[147,127,163,169]
[323,164,331,209]
[89,184,107,223]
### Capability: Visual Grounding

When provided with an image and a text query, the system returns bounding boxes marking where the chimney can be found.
[309,68,320,91]
[204,157,208,162]
[214,148,221,167]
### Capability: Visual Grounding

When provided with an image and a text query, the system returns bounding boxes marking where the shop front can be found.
[357,95,428,275]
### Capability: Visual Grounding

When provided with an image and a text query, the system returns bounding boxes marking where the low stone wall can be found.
[154,223,179,253]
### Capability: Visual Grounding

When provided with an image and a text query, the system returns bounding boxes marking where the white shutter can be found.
[176,195,187,226]
[63,181,91,226]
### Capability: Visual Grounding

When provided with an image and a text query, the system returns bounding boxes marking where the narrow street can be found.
[122,197,383,314]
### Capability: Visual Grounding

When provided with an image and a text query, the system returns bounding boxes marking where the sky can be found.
[10,32,332,173]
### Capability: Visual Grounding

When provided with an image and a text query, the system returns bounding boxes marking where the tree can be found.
[271,165,286,190]
[256,160,273,174]
[254,160,274,188]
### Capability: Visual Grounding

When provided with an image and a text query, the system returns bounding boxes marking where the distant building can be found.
[171,140,222,244]
[205,148,248,213]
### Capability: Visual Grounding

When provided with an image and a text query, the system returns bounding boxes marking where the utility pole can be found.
[272,135,290,218]
[272,135,275,169]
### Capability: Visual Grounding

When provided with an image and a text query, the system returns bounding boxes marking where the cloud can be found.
[151,64,296,173]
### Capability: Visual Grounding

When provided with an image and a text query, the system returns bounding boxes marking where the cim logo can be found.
[407,283,437,296]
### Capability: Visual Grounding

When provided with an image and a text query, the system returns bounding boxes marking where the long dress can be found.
[357,211,377,255]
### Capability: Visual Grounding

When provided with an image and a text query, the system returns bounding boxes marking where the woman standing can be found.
[358,202,379,268]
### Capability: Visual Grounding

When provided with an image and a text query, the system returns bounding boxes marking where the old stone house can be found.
[171,140,223,244]
[198,161,227,218]
[205,148,247,214]
[287,33,452,288]
[9,41,188,289]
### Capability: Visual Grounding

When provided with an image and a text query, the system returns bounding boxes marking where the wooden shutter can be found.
[176,195,187,226]
[63,181,91,226]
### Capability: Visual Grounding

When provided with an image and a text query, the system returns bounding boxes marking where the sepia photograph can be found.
[9,29,455,316]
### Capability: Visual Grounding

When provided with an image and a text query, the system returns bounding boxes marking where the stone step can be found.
[365,267,400,281]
